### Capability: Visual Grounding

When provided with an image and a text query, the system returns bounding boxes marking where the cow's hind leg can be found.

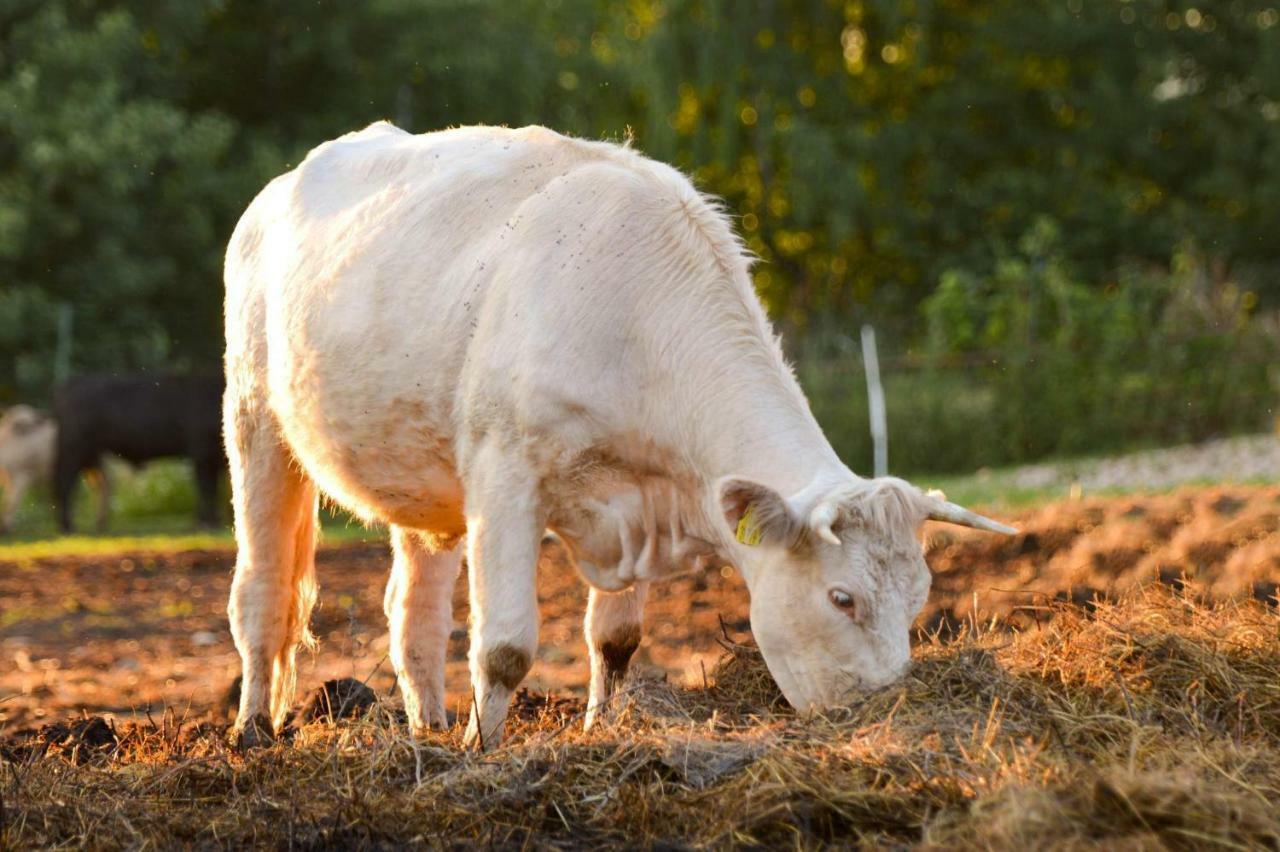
[226,402,318,747]
[584,581,648,730]
[385,527,461,734]
[461,441,543,750]
[53,451,83,534]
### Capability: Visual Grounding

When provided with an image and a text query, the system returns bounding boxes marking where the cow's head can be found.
[0,405,50,442]
[717,475,1014,711]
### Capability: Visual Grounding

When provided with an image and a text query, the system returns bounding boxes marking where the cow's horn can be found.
[809,501,842,546]
[927,500,1017,535]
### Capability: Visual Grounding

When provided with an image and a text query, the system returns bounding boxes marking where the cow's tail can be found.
[272,494,319,728]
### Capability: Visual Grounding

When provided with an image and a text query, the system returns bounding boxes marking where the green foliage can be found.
[4,460,203,537]
[621,0,1280,328]
[806,227,1279,475]
[3,459,376,542]
[0,0,1276,473]
[104,459,198,521]
[0,2,243,397]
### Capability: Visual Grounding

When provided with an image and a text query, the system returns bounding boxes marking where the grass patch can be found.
[0,459,385,561]
[0,521,381,564]
[0,531,234,564]
[927,471,1280,512]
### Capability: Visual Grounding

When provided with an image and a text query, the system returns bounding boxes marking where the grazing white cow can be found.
[224,122,1014,748]
[0,405,55,533]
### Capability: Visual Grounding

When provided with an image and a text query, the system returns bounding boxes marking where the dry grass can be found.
[3,586,1278,849]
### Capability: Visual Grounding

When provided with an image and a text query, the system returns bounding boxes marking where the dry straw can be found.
[2,586,1278,848]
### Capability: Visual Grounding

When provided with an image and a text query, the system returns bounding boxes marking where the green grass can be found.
[3,443,1267,562]
[917,475,1066,511]
[0,521,381,564]
[0,459,384,562]
[923,467,1277,512]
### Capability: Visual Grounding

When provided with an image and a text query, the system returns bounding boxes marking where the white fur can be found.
[0,406,107,533]
[385,528,461,732]
[584,580,648,729]
[0,406,55,532]
[224,123,943,746]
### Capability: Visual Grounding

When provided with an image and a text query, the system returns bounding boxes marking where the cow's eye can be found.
[828,588,857,616]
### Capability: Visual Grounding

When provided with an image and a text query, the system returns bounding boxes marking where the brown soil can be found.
[925,484,1280,632]
[2,485,1277,735]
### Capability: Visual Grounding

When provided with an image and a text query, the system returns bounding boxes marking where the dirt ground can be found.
[0,539,752,734]
[2,485,1278,735]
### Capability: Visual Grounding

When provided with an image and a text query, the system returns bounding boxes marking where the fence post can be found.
[53,303,73,386]
[861,324,888,478]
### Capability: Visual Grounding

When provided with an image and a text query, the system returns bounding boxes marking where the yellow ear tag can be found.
[736,504,763,546]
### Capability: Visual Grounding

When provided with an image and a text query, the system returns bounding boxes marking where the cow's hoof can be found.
[234,714,275,751]
[297,678,378,724]
[583,699,607,732]
[407,719,449,739]
[462,714,504,752]
[410,712,452,737]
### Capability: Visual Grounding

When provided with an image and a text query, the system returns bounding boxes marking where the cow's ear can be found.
[717,477,802,549]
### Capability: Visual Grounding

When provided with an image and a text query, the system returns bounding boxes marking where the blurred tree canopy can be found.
[1,0,1278,412]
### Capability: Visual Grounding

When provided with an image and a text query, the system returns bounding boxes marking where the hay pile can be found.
[3,587,1278,849]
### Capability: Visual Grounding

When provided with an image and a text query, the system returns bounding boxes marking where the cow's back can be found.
[225,124,655,528]
[224,122,755,531]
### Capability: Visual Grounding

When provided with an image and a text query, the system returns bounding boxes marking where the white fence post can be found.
[861,324,888,478]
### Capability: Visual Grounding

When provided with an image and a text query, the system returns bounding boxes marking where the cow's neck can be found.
[657,319,850,498]
[614,265,858,565]
[630,318,852,567]
[699,379,845,494]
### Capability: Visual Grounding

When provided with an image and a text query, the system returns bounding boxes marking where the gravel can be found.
[1005,433,1280,493]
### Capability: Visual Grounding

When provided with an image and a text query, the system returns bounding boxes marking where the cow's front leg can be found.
[584,581,648,730]
[386,527,462,734]
[462,444,543,750]
[0,471,29,534]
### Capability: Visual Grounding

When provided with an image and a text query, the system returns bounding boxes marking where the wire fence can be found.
[798,342,1279,477]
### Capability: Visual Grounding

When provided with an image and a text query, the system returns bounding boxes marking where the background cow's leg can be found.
[84,467,110,533]
[193,450,222,529]
[462,443,542,750]
[584,581,648,730]
[385,527,461,734]
[53,451,81,533]
[0,470,28,533]
[96,467,111,533]
[226,403,318,747]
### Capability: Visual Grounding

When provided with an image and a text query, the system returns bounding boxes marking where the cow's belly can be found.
[270,359,467,536]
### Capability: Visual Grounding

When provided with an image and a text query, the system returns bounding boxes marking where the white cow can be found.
[224,122,1013,748]
[0,405,110,534]
[0,405,55,533]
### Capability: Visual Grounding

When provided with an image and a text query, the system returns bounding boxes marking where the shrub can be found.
[800,223,1280,475]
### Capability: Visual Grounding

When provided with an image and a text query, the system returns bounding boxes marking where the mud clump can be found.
[509,688,584,723]
[5,716,121,764]
[295,678,379,723]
